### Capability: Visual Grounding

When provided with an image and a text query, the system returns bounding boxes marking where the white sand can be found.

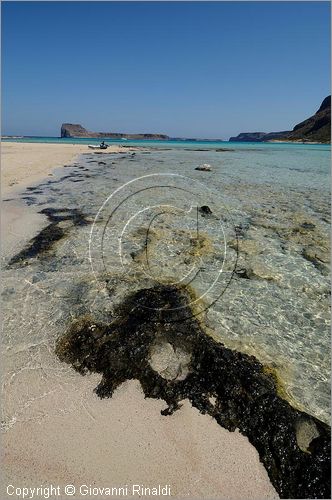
[1,141,132,257]
[1,142,128,196]
[3,379,278,499]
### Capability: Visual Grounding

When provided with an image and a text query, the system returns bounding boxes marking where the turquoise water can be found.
[2,135,330,153]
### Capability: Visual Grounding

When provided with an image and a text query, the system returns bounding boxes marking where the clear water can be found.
[2,135,331,152]
[2,143,330,430]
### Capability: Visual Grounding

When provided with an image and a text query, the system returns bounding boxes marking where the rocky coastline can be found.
[229,96,331,144]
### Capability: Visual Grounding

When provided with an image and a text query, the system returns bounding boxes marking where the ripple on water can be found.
[2,147,330,429]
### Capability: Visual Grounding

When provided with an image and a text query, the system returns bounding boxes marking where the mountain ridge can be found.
[229,97,331,143]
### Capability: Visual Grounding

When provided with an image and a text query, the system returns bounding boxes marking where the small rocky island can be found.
[229,96,331,143]
[61,123,169,140]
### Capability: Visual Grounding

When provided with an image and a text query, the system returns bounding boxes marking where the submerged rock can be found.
[249,257,282,281]
[149,341,191,381]
[302,245,330,275]
[229,237,262,256]
[215,148,235,152]
[296,418,320,453]
[56,284,331,499]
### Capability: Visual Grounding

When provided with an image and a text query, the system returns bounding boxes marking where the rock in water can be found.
[195,164,212,171]
[149,341,191,381]
[198,205,213,217]
[296,419,320,453]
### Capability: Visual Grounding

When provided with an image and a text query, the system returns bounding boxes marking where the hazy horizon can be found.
[2,1,330,139]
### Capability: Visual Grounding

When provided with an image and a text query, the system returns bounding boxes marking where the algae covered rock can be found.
[149,341,191,381]
[296,418,320,453]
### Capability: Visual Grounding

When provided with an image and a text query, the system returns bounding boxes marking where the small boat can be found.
[88,144,108,150]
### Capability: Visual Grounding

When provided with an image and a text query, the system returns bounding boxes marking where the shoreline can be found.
[1,141,136,197]
[1,141,279,499]
[2,137,331,148]
[1,141,135,260]
[266,139,330,144]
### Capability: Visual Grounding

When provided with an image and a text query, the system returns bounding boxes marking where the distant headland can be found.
[60,124,224,142]
[229,96,331,143]
[61,96,331,145]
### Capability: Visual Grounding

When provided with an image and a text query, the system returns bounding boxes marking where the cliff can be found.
[285,96,331,143]
[229,131,289,142]
[61,123,169,140]
[229,96,331,144]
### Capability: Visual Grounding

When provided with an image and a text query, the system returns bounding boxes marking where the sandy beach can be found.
[1,142,131,258]
[3,379,278,500]
[1,142,128,195]
[1,141,279,500]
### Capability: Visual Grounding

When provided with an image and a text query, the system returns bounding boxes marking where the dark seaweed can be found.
[56,284,330,499]
[215,148,236,152]
[234,268,252,279]
[21,196,37,205]
[7,207,89,267]
[39,207,89,226]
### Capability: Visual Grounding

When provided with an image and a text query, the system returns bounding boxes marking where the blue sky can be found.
[2,1,330,139]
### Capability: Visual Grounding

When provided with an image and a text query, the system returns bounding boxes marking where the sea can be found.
[2,137,331,428]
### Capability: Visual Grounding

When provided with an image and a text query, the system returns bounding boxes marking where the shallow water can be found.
[2,144,330,428]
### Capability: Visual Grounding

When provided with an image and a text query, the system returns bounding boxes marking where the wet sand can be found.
[1,141,134,258]
[1,143,278,499]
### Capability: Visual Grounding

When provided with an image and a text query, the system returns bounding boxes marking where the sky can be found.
[2,1,331,139]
